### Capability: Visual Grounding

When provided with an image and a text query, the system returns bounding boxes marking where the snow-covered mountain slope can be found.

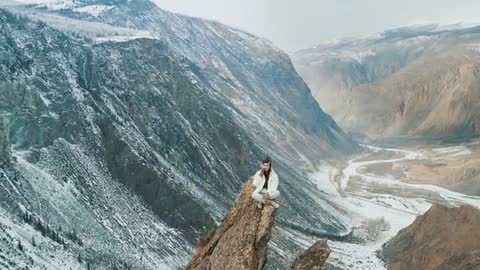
[0,2,360,269]
[292,24,480,139]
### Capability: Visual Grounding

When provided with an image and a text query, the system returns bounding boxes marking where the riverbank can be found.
[312,140,480,269]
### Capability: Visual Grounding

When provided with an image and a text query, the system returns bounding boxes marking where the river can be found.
[308,141,480,269]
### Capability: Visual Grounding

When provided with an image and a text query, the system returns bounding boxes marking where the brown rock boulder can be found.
[186,180,276,270]
[382,204,480,270]
[291,240,331,270]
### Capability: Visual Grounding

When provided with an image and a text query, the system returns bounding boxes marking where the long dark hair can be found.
[262,157,272,180]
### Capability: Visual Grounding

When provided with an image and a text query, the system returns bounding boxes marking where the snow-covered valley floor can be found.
[309,140,480,270]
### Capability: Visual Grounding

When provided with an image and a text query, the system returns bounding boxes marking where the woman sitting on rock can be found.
[252,157,280,208]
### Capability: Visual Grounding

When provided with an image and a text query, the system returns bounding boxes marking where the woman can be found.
[251,157,280,208]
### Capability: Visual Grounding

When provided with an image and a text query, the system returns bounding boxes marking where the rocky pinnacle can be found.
[186,180,330,270]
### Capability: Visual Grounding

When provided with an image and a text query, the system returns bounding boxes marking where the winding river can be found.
[310,142,480,269]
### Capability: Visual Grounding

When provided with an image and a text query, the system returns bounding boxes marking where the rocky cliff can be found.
[382,204,480,270]
[186,180,330,270]
[186,181,276,270]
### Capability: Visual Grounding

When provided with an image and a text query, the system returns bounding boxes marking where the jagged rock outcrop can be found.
[187,180,333,270]
[291,240,330,270]
[186,180,276,270]
[382,204,480,270]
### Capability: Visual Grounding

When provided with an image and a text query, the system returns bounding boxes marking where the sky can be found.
[10,0,480,51]
[152,0,480,51]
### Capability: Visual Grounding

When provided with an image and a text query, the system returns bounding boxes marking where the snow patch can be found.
[308,165,340,196]
[38,92,51,106]
[73,5,113,17]
[94,31,156,43]
[36,0,76,10]
[467,43,480,54]
[432,145,472,156]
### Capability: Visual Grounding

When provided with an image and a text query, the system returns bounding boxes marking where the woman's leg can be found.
[252,190,265,203]
[267,190,280,208]
[268,190,280,200]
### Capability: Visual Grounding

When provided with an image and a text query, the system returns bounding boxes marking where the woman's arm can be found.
[252,169,262,187]
[268,171,279,192]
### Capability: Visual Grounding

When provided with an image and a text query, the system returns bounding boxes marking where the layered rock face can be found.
[382,204,480,270]
[292,25,480,139]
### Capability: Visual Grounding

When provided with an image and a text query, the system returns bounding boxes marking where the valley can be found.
[0,1,479,269]
[305,138,480,269]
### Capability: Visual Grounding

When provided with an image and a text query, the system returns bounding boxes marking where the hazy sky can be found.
[153,0,480,51]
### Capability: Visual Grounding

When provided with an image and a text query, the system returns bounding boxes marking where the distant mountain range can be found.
[292,24,480,139]
[0,0,359,269]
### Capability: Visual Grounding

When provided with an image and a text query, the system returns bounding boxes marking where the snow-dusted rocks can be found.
[291,240,330,270]
[0,1,359,268]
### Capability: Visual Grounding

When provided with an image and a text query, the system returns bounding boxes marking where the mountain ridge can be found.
[0,3,359,269]
[292,24,480,139]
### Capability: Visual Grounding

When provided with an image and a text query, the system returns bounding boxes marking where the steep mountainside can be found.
[292,25,480,139]
[0,1,359,269]
[382,204,480,270]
